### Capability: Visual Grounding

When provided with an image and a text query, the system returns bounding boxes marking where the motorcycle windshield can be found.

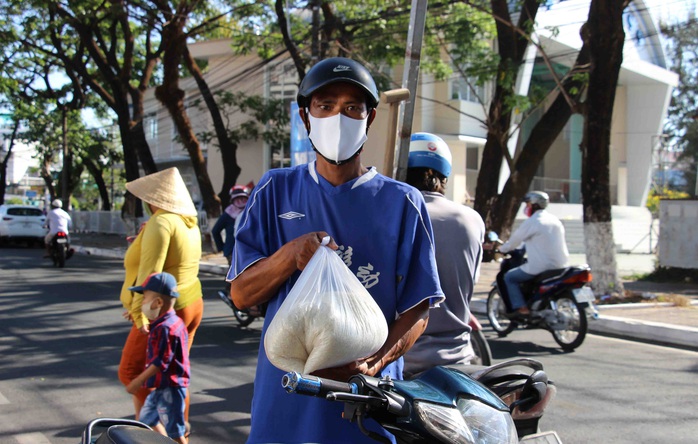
[396,366,508,412]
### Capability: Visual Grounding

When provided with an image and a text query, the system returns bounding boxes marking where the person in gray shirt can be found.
[403,132,486,377]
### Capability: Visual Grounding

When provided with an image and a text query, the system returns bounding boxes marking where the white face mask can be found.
[141,299,161,321]
[308,113,369,164]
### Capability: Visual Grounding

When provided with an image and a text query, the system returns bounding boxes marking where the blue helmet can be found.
[408,132,452,178]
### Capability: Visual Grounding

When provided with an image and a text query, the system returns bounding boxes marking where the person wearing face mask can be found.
[211,185,250,266]
[227,57,443,444]
[497,191,569,318]
[118,167,203,436]
[126,272,190,444]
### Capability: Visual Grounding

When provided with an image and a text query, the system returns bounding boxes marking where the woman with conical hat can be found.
[117,167,203,432]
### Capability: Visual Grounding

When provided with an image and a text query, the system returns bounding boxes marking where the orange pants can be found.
[118,297,204,421]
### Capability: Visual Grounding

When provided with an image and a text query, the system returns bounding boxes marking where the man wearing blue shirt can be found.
[227,57,444,443]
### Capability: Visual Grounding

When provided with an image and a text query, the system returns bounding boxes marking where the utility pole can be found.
[394,0,428,183]
[311,0,321,62]
[382,89,411,178]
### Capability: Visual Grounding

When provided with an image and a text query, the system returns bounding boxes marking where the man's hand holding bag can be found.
[264,237,389,374]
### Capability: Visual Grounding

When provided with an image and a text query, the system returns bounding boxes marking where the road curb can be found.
[587,314,698,350]
[74,245,126,259]
[199,262,229,276]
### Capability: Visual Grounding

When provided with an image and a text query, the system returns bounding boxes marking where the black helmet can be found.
[524,191,549,209]
[297,57,380,109]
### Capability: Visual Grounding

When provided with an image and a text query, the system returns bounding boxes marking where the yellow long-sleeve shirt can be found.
[120,210,203,329]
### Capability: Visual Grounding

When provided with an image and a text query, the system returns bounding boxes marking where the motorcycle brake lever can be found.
[326,391,387,408]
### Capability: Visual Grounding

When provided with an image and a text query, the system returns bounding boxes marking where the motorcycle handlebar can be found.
[282,372,358,398]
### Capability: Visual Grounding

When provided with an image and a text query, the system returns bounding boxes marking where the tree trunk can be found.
[580,0,629,296]
[40,159,55,201]
[61,107,72,208]
[0,120,19,205]
[155,16,221,218]
[115,106,146,220]
[83,157,111,211]
[0,151,9,205]
[183,47,241,204]
[474,0,540,232]
[275,0,306,79]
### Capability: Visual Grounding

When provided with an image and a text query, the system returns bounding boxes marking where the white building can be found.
[1,115,43,202]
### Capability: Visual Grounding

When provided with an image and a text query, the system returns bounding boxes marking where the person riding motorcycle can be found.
[498,191,568,318]
[44,198,73,258]
[403,132,486,377]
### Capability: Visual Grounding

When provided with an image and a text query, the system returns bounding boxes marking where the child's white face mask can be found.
[308,113,368,164]
[141,299,161,321]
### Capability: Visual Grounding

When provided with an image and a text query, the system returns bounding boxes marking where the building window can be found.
[451,75,485,103]
[466,146,479,170]
[144,112,157,139]
[270,143,290,169]
[268,60,297,169]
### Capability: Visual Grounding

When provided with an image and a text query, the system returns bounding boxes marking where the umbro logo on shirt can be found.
[279,211,305,220]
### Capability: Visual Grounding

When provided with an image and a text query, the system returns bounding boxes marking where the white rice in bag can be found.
[264,244,389,374]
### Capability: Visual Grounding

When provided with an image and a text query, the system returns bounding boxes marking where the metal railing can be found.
[70,210,210,236]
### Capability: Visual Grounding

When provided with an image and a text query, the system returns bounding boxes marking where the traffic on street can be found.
[1,246,697,443]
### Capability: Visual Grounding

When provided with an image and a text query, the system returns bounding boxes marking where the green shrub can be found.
[646,188,690,217]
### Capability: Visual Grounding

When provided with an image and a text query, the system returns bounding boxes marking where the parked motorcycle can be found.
[485,233,598,351]
[49,231,72,268]
[217,288,264,327]
[282,357,560,443]
[81,417,173,443]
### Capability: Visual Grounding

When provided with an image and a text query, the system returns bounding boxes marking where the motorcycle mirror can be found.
[510,370,548,413]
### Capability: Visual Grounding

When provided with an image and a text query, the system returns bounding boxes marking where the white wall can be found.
[625,82,674,206]
[659,200,698,269]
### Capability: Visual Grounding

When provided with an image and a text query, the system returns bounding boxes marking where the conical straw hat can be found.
[125,167,198,217]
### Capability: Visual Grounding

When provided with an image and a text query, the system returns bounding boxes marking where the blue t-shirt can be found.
[229,162,443,444]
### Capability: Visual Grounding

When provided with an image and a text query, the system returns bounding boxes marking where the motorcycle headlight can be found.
[415,398,518,444]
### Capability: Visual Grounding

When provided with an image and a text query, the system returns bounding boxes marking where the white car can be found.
[0,204,47,246]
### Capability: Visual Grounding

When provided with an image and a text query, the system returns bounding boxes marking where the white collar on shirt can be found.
[308,161,378,189]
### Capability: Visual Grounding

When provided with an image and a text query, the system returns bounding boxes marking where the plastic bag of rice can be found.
[264,239,388,374]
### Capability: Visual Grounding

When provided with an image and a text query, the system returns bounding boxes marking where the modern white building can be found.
[142,0,677,216]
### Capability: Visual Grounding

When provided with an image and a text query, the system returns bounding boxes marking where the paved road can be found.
[2,246,698,443]
[0,247,254,443]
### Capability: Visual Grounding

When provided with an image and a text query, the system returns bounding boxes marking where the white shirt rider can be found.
[45,200,72,247]
[499,208,569,275]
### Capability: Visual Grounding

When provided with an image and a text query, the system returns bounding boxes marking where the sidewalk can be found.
[71,232,698,351]
[472,257,698,351]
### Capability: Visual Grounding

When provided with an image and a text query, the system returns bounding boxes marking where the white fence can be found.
[70,211,210,236]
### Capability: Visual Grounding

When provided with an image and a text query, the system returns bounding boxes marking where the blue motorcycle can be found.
[282,358,561,444]
[80,359,560,443]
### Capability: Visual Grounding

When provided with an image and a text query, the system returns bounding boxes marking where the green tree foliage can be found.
[243,1,586,239]
[662,16,698,196]
[226,1,495,88]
